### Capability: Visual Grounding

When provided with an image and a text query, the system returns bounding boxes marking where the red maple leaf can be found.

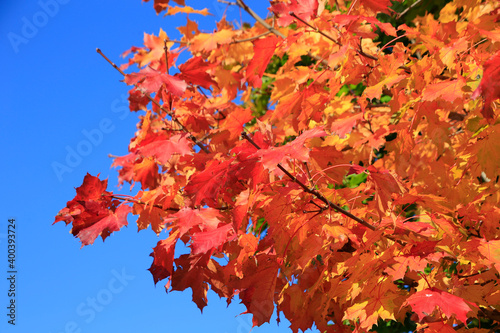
[143,0,185,14]
[77,204,132,247]
[270,0,319,26]
[472,50,500,119]
[165,207,222,237]
[246,36,280,87]
[404,288,475,324]
[252,127,326,171]
[54,174,131,246]
[128,88,150,111]
[148,229,179,284]
[54,173,113,228]
[124,66,187,96]
[237,254,279,326]
[184,158,239,206]
[137,134,192,165]
[191,223,235,255]
[178,56,217,89]
[360,0,392,14]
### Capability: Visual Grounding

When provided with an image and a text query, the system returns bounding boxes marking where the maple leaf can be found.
[404,288,475,324]
[351,166,406,214]
[178,56,217,89]
[360,0,392,14]
[121,29,179,69]
[169,254,211,311]
[165,207,222,237]
[124,67,187,96]
[237,254,279,326]
[191,223,234,255]
[472,50,500,119]
[148,229,179,284]
[271,0,319,26]
[215,107,254,142]
[478,239,500,272]
[246,36,280,88]
[422,77,465,103]
[184,158,239,206]
[251,127,326,171]
[54,174,132,247]
[163,5,211,16]
[189,29,234,52]
[331,113,364,138]
[54,173,112,227]
[77,204,132,247]
[364,74,406,99]
[137,134,192,165]
[332,15,397,37]
[132,157,159,190]
[128,88,150,111]
[143,0,185,14]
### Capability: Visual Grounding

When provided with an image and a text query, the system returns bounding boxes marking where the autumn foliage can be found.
[55,0,500,331]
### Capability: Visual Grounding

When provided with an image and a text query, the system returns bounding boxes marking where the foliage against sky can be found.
[56,0,500,331]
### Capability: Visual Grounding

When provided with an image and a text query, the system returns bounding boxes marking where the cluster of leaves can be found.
[55,0,500,332]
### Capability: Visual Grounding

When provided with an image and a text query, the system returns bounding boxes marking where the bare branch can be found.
[235,0,285,38]
[396,0,423,19]
[232,31,272,43]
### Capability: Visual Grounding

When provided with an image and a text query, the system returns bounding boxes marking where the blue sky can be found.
[0,1,295,332]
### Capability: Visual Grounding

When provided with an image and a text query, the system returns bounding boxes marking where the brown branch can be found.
[96,48,210,154]
[290,12,342,46]
[111,194,180,211]
[235,0,333,69]
[164,39,188,45]
[396,0,423,19]
[235,0,285,38]
[163,39,169,75]
[241,132,377,231]
[457,268,490,279]
[232,31,272,43]
[358,38,379,61]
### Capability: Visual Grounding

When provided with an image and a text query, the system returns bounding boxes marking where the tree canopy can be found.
[55,0,500,331]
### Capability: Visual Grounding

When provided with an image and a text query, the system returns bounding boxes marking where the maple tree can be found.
[54,0,500,331]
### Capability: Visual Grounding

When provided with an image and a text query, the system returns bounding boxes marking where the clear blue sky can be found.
[0,1,295,332]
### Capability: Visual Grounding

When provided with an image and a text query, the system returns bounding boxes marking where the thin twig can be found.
[241,132,377,231]
[232,31,271,43]
[235,0,332,68]
[358,38,379,61]
[236,0,285,38]
[396,0,423,19]
[111,194,180,211]
[164,39,188,45]
[163,39,169,75]
[217,0,236,5]
[290,12,342,46]
[96,48,210,154]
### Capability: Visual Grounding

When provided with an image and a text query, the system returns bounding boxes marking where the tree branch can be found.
[234,0,331,68]
[235,0,285,38]
[96,48,210,154]
[241,132,377,231]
